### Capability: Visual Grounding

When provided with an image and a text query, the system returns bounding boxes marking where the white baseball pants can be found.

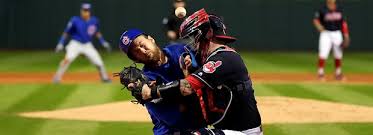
[318,30,343,59]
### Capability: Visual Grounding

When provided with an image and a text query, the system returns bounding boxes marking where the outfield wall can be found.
[0,0,372,50]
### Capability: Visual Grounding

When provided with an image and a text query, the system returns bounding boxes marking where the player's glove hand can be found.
[342,36,350,48]
[114,64,150,105]
[102,42,112,52]
[55,43,64,53]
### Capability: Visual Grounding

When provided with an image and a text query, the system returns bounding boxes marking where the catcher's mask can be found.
[179,9,212,56]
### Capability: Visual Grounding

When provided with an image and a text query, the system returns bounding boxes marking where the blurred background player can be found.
[53,3,112,83]
[313,0,350,81]
[162,0,187,43]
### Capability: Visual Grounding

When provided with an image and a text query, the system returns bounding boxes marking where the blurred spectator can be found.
[162,0,186,43]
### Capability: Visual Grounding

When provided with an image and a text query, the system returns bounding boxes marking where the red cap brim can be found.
[215,35,237,43]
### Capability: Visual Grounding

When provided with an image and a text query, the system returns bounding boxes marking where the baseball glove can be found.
[114,64,149,105]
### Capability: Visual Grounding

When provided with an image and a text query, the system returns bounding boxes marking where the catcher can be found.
[118,10,262,135]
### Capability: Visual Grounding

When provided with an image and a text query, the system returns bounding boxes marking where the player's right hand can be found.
[179,54,192,77]
[184,55,192,69]
[55,44,64,53]
[342,37,350,48]
[341,33,351,49]
[127,83,151,100]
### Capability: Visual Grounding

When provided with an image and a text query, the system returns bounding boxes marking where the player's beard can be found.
[144,45,163,67]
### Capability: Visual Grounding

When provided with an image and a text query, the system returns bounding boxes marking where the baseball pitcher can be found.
[118,29,205,134]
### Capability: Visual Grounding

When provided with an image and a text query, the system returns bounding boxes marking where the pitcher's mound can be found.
[259,96,373,123]
[19,97,373,123]
[20,101,151,122]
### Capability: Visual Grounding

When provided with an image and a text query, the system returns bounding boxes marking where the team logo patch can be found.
[122,36,131,46]
[87,25,97,36]
[325,12,342,21]
[203,61,222,73]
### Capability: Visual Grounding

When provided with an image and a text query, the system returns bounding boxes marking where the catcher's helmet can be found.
[209,15,236,44]
[179,9,212,50]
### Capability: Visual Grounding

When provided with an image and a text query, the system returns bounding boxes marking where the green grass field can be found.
[1,51,373,135]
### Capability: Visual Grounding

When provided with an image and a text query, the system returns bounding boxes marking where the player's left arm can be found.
[95,32,111,52]
[140,61,208,100]
[140,76,202,101]
[342,16,350,48]
[55,18,74,53]
[95,32,107,44]
[313,11,325,32]
[142,54,228,101]
[95,19,111,51]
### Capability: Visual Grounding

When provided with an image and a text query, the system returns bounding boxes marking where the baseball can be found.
[175,7,187,18]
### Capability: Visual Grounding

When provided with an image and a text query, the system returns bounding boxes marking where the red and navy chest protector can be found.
[186,46,262,131]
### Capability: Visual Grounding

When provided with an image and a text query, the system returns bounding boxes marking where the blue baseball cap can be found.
[119,29,144,54]
[81,3,91,10]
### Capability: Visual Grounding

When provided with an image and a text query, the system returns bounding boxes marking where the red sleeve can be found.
[342,20,349,35]
[185,75,204,91]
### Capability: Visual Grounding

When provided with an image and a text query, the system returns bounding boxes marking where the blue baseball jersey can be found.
[64,16,100,43]
[143,44,203,135]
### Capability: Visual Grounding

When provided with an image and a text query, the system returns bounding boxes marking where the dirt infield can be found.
[1,72,373,84]
[18,96,373,124]
[19,101,151,122]
[0,72,102,84]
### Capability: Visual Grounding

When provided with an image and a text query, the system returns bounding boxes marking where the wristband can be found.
[99,37,106,44]
[58,36,66,44]
[158,80,182,101]
[151,86,159,99]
